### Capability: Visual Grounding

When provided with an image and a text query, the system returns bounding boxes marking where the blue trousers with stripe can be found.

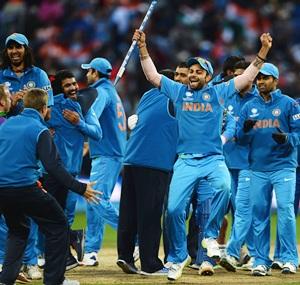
[166,155,231,263]
[251,169,298,267]
[226,169,255,259]
[85,156,122,253]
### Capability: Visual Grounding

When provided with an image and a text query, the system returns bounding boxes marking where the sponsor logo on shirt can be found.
[182,102,213,112]
[42,84,52,91]
[183,91,194,101]
[272,108,281,117]
[254,119,280,129]
[249,108,259,118]
[292,113,300,121]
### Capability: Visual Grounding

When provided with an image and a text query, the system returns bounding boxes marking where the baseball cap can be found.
[259,63,279,79]
[5,33,29,46]
[81,58,112,75]
[187,57,214,76]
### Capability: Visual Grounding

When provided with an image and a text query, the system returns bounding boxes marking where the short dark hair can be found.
[176,62,189,69]
[234,60,251,70]
[51,69,76,95]
[0,44,34,69]
[159,69,175,80]
[222,55,245,74]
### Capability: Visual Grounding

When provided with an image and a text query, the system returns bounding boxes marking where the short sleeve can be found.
[38,70,54,107]
[160,75,183,103]
[213,79,237,105]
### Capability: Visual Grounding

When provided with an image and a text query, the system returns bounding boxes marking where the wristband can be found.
[256,54,266,62]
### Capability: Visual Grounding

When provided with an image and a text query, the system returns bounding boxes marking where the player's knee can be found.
[166,204,184,219]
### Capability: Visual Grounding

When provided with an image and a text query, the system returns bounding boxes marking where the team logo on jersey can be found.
[202,93,211,101]
[249,108,259,118]
[227,105,234,115]
[26,81,36,89]
[272,108,281,117]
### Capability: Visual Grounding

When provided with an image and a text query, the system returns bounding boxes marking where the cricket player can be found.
[0,88,100,285]
[220,60,258,271]
[237,63,300,276]
[133,29,272,281]
[81,58,127,266]
[117,69,177,276]
[0,32,53,280]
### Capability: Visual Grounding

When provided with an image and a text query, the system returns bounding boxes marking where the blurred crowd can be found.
[1,0,300,115]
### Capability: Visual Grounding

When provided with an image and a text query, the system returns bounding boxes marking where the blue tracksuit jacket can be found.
[237,89,300,171]
[47,94,102,175]
[89,78,126,158]
[223,86,258,169]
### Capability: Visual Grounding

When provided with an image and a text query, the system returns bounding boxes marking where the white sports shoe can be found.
[23,265,42,280]
[82,252,99,266]
[241,257,254,271]
[201,238,220,259]
[199,261,214,276]
[282,262,297,274]
[219,255,237,272]
[271,260,283,269]
[37,255,45,268]
[164,262,173,269]
[61,279,80,285]
[252,265,271,276]
[167,256,190,281]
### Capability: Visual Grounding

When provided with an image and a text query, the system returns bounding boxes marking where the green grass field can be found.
[72,212,300,248]
[29,212,300,285]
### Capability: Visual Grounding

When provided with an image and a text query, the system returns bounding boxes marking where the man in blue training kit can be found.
[0,32,53,280]
[0,88,100,285]
[81,58,127,266]
[133,29,272,281]
[272,97,300,271]
[40,70,102,268]
[237,63,300,276]
[220,60,258,271]
[117,69,177,276]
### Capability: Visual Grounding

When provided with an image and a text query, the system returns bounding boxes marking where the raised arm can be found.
[234,33,272,93]
[133,30,162,88]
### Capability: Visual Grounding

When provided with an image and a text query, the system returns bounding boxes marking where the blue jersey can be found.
[237,89,300,171]
[210,73,224,85]
[89,78,126,158]
[222,112,236,142]
[124,88,178,172]
[160,75,236,156]
[0,66,53,108]
[223,86,258,169]
[0,108,48,187]
[47,94,102,175]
